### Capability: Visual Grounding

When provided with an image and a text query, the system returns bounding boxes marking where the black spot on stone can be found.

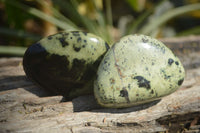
[70,37,73,39]
[165,75,171,80]
[105,42,110,51]
[119,89,128,97]
[151,89,154,94]
[160,69,171,80]
[48,36,53,40]
[73,58,86,66]
[77,37,82,43]
[73,44,81,52]
[82,31,87,36]
[84,40,87,43]
[82,45,86,48]
[61,32,69,36]
[152,62,155,65]
[175,61,179,65]
[160,46,165,54]
[154,43,165,54]
[142,38,148,43]
[155,92,158,97]
[128,84,131,90]
[97,84,101,90]
[156,43,160,47]
[59,38,69,47]
[168,58,174,65]
[178,78,184,86]
[119,88,130,103]
[133,76,151,90]
[72,31,80,36]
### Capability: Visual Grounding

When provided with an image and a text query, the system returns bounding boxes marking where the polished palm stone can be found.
[23,31,109,99]
[94,34,185,108]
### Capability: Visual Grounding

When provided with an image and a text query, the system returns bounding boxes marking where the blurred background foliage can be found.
[0,0,200,56]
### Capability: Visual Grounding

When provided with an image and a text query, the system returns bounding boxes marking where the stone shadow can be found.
[0,75,54,97]
[72,95,161,113]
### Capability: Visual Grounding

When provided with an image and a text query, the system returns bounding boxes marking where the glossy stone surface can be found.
[94,34,185,108]
[23,31,109,99]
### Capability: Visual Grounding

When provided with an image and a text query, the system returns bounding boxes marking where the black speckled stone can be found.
[23,31,109,100]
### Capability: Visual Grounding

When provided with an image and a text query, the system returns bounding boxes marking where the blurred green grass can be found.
[0,0,200,56]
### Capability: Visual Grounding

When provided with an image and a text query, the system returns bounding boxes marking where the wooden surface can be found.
[0,36,200,133]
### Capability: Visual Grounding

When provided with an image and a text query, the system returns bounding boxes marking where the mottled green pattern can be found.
[94,34,185,108]
[40,31,108,69]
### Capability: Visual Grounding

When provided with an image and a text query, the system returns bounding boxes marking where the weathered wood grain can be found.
[0,36,200,133]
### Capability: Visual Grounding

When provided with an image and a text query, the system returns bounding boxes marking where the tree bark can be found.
[0,36,200,133]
